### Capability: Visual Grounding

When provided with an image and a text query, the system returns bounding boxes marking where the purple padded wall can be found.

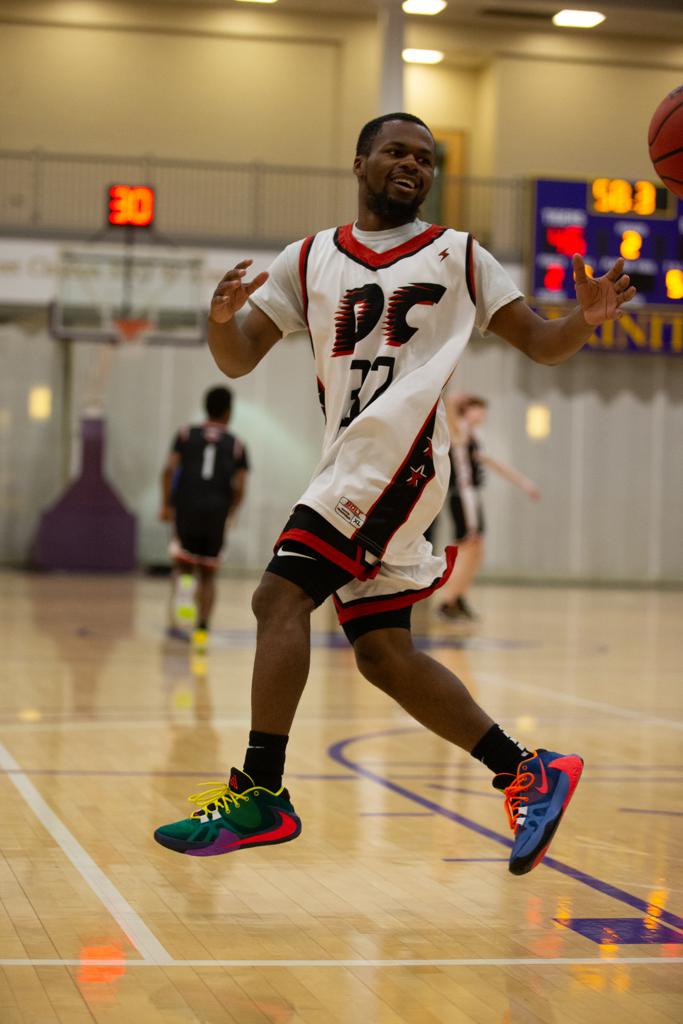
[34,417,136,571]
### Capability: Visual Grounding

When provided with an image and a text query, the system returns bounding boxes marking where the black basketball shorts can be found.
[266,505,456,644]
[449,491,485,543]
[172,509,227,567]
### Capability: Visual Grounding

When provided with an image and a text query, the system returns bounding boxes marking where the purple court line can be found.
[327,727,683,935]
[619,808,683,818]
[358,760,683,771]
[388,775,683,783]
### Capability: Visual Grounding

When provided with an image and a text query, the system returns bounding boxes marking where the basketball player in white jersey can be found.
[155,114,636,875]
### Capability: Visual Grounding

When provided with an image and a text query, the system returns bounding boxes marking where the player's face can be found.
[467,406,487,426]
[354,121,436,224]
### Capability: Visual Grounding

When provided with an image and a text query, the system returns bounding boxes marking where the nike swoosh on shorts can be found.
[276,550,317,561]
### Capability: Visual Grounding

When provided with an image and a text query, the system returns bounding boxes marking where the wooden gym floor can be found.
[0,570,681,1022]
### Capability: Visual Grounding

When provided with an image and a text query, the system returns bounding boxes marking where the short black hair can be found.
[457,394,489,415]
[205,385,232,420]
[356,112,434,157]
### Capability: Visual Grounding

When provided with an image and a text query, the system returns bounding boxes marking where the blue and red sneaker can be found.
[154,768,302,856]
[498,749,584,875]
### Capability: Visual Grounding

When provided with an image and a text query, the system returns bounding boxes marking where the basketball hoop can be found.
[112,317,152,345]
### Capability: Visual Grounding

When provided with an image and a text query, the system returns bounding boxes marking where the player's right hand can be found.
[209,260,269,324]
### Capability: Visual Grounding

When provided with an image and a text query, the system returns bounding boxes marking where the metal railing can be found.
[0,148,526,260]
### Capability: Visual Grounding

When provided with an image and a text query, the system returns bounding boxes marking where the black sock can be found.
[243,730,289,792]
[471,725,532,790]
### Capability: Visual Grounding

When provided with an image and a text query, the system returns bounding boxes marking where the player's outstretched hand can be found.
[209,260,269,324]
[573,254,637,326]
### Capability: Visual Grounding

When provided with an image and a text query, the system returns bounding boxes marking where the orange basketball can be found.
[648,85,683,199]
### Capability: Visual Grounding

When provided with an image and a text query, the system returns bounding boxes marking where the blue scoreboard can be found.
[531,178,683,307]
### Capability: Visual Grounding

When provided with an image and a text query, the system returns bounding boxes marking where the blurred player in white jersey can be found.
[438,393,540,622]
[155,113,636,875]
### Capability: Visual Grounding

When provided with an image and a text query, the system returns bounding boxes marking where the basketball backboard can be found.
[50,245,206,347]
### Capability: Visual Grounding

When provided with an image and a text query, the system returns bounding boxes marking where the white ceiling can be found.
[160,0,683,43]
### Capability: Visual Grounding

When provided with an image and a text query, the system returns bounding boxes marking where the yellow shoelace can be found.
[188,782,248,817]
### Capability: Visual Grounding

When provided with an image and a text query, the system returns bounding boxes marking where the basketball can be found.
[648,84,683,198]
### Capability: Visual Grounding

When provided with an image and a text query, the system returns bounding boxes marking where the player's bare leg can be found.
[154,570,309,856]
[353,625,583,874]
[249,572,315,735]
[438,534,484,616]
[353,626,493,750]
[192,565,217,651]
[195,565,216,628]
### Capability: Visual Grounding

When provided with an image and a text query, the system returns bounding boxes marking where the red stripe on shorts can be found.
[334,545,457,624]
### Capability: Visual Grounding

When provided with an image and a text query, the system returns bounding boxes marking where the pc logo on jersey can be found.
[332,282,447,357]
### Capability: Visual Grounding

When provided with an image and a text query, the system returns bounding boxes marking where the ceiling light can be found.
[402,48,445,64]
[552,10,605,28]
[402,1,448,14]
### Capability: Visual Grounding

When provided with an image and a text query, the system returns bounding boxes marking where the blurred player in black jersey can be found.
[438,394,540,622]
[160,386,249,649]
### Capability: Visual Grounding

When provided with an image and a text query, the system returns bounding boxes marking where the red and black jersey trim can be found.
[354,401,439,558]
[298,234,315,326]
[333,545,457,624]
[465,233,476,306]
[333,223,448,271]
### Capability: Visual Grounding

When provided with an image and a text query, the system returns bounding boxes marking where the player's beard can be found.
[365,183,422,224]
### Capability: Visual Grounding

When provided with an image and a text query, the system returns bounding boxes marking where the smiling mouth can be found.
[390,177,419,192]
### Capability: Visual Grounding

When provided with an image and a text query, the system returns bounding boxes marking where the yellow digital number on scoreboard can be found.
[666,269,683,301]
[590,177,673,218]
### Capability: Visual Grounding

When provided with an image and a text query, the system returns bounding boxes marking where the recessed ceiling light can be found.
[402,1,448,14]
[552,10,605,28]
[402,48,445,64]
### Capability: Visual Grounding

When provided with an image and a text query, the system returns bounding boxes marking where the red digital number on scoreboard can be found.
[107,185,155,227]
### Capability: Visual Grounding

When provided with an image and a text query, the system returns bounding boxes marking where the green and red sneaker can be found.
[153,768,301,856]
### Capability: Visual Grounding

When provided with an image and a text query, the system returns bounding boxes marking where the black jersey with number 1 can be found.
[171,422,249,519]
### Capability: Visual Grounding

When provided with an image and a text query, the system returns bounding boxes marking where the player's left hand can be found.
[573,254,637,325]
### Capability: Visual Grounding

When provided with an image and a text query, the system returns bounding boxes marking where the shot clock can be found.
[107,184,155,228]
[531,178,683,306]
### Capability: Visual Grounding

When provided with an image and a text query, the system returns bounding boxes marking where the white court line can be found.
[477,673,683,732]
[0,957,681,968]
[0,739,172,965]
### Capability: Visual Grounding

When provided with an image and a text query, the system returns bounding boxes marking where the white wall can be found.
[444,338,683,583]
[494,57,683,179]
[2,1,682,177]
[2,315,681,583]
[0,1,378,166]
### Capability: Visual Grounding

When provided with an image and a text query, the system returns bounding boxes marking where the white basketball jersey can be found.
[296,222,478,564]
